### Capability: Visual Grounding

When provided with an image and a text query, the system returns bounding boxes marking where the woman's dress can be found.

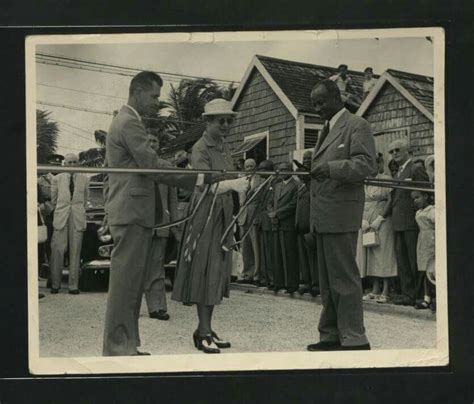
[171,133,235,305]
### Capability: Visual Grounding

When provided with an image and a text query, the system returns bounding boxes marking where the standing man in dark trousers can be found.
[269,162,299,294]
[307,79,376,351]
[102,71,220,356]
[256,160,275,289]
[377,139,429,306]
[296,151,319,297]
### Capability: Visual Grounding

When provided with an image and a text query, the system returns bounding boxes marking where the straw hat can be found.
[202,99,237,117]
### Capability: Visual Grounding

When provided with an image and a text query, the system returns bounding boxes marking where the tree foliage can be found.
[37,110,58,164]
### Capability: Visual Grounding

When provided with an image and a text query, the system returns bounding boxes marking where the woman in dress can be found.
[361,153,398,303]
[172,99,241,354]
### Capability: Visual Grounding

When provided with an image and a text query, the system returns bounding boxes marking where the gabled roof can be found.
[357,69,434,121]
[231,55,370,117]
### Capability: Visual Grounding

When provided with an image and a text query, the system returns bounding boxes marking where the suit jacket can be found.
[385,160,429,231]
[104,105,197,228]
[237,175,264,227]
[295,183,311,233]
[310,109,377,233]
[51,172,89,231]
[272,177,298,231]
[154,184,179,238]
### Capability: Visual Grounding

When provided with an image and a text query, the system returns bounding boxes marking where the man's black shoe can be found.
[393,296,415,306]
[150,310,170,321]
[136,351,151,356]
[50,288,59,294]
[69,289,80,295]
[340,343,371,351]
[310,287,320,297]
[307,341,341,351]
[298,286,310,295]
[285,288,297,294]
[39,293,45,299]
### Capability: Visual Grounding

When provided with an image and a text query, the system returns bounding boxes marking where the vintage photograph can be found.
[26,28,447,374]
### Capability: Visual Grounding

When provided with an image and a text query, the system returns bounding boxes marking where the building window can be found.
[304,128,319,149]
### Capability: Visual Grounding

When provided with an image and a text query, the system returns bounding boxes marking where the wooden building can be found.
[227,55,368,165]
[161,56,434,170]
[357,69,434,168]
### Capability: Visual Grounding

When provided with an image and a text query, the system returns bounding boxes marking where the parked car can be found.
[79,182,182,291]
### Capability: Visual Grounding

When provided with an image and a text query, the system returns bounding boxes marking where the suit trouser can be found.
[241,224,260,280]
[144,234,168,314]
[274,230,299,290]
[50,215,84,290]
[258,229,274,285]
[317,231,368,347]
[296,232,319,287]
[103,224,152,356]
[394,230,419,300]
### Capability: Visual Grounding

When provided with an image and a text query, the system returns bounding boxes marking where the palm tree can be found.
[167,78,237,135]
[37,110,58,163]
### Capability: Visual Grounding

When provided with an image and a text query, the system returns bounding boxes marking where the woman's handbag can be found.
[38,207,48,244]
[362,229,379,248]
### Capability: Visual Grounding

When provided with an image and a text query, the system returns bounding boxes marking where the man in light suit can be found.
[143,133,179,321]
[269,162,299,294]
[376,139,429,306]
[50,153,89,294]
[102,71,221,356]
[237,158,263,284]
[308,79,377,351]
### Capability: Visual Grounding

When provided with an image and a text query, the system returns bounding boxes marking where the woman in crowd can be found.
[411,188,436,310]
[361,153,398,303]
[172,99,244,354]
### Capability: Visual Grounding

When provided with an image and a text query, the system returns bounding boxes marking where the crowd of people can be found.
[36,69,436,356]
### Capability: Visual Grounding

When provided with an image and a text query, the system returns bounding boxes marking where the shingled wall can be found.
[228,69,296,164]
[364,82,434,158]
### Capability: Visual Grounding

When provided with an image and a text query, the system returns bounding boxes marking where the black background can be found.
[0,1,473,402]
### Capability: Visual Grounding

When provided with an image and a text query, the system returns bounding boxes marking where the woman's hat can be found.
[202,99,237,117]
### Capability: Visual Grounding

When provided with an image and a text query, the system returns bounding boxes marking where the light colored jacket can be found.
[51,172,89,231]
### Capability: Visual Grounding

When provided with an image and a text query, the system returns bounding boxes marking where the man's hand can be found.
[171,227,182,243]
[310,163,330,181]
[267,212,276,219]
[98,214,110,236]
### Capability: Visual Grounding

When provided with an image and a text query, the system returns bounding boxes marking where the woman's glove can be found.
[370,215,385,231]
[211,177,250,194]
[361,220,370,231]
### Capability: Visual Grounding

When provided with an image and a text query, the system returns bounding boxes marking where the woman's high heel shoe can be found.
[211,331,231,349]
[193,330,220,354]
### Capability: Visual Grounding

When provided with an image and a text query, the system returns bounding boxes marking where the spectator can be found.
[268,161,299,294]
[237,158,263,284]
[411,189,436,311]
[388,158,399,178]
[142,133,180,321]
[362,67,378,99]
[425,155,435,183]
[329,64,361,111]
[413,158,426,170]
[380,139,429,306]
[295,151,319,297]
[256,159,275,289]
[360,153,398,303]
[49,153,90,294]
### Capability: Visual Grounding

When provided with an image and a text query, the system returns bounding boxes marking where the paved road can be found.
[38,283,436,357]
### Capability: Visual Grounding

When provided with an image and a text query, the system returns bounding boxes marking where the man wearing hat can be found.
[49,153,90,295]
[102,72,223,356]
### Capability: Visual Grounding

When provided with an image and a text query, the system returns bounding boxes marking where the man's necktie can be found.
[317,122,330,149]
[69,174,75,199]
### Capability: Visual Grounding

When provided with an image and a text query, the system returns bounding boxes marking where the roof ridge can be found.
[255,54,368,76]
[386,68,433,82]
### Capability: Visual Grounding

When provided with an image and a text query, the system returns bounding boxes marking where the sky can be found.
[35,34,435,156]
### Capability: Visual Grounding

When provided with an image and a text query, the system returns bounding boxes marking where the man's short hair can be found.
[338,64,348,71]
[364,67,373,73]
[258,159,274,171]
[129,71,163,97]
[389,138,409,151]
[312,79,341,100]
